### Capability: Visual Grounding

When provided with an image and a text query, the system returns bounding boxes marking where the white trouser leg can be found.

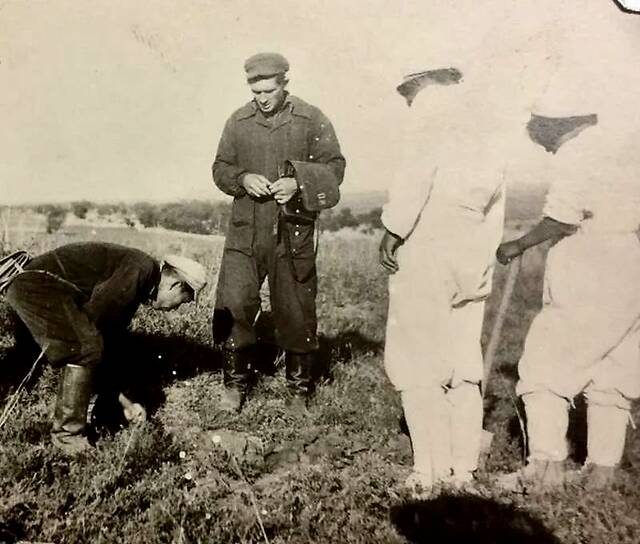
[401,385,452,486]
[523,390,569,462]
[447,381,482,478]
[585,391,630,467]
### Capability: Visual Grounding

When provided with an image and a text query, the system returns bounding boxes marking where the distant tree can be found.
[45,205,66,233]
[96,203,121,217]
[154,200,231,235]
[71,200,92,219]
[357,207,383,230]
[337,208,358,229]
[133,202,159,228]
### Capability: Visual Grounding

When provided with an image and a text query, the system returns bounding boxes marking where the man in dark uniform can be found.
[2,242,206,454]
[212,52,346,412]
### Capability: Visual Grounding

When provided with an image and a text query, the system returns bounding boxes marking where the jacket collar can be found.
[235,94,313,129]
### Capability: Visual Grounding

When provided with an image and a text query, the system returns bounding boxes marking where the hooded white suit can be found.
[380,2,549,485]
[516,0,640,468]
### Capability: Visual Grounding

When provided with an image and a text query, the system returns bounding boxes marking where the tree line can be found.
[13,201,383,236]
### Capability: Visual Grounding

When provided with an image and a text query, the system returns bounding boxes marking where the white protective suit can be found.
[516,1,640,467]
[380,3,551,485]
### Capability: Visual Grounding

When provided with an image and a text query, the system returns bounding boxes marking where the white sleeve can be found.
[381,108,436,239]
[543,177,583,226]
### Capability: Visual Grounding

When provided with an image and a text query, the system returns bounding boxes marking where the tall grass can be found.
[0,225,639,543]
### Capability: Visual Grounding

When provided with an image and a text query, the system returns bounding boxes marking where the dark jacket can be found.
[212,95,346,255]
[25,242,160,330]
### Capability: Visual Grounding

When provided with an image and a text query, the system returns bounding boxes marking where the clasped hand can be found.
[241,173,298,204]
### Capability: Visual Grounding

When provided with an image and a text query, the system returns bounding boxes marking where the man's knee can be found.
[66,334,103,370]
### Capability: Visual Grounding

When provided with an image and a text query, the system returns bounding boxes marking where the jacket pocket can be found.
[231,196,252,227]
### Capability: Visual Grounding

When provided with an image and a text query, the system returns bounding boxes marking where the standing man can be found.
[212,53,345,412]
[379,72,512,493]
[376,0,555,493]
[2,242,206,454]
[495,0,640,493]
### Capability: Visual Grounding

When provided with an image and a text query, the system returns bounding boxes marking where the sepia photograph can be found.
[1,1,639,542]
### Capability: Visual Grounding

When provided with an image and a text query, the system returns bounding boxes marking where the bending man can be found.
[2,242,205,454]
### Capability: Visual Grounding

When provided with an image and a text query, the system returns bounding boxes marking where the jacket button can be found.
[294,231,300,236]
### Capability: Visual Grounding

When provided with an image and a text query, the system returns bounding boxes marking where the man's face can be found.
[249,76,287,115]
[152,272,193,310]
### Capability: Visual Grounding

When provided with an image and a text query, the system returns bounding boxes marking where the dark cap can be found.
[244,52,289,81]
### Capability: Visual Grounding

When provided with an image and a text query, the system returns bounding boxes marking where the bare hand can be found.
[118,393,147,424]
[496,240,523,265]
[379,230,402,273]
[269,177,298,204]
[241,173,272,198]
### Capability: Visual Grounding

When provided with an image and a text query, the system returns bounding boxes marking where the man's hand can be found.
[379,230,403,273]
[269,177,298,204]
[118,393,147,425]
[241,173,272,198]
[496,240,523,265]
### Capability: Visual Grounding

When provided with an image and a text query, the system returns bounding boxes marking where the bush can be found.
[44,206,66,234]
[70,201,91,220]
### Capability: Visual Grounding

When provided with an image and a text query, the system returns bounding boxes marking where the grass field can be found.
[1,223,639,543]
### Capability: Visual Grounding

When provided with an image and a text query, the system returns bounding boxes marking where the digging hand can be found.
[118,393,147,424]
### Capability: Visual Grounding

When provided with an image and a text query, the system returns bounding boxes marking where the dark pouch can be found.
[280,160,340,224]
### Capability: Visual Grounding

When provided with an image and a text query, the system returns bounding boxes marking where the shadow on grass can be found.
[391,495,561,544]
[316,329,384,381]
[567,393,588,465]
[229,309,384,384]
[2,306,383,430]
[90,329,221,430]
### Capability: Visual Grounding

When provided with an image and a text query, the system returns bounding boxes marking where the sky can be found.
[1,0,637,205]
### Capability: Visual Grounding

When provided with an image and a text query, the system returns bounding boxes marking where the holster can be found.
[280,160,340,224]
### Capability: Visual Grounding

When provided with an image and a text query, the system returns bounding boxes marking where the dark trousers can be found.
[5,271,103,369]
[213,222,318,354]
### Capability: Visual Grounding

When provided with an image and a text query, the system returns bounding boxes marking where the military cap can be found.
[244,52,289,81]
[162,254,207,300]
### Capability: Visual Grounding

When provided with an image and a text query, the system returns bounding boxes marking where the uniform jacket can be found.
[212,94,345,255]
[24,242,160,330]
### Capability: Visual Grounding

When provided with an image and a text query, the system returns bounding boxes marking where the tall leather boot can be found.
[220,349,249,412]
[51,364,93,455]
[285,351,313,411]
